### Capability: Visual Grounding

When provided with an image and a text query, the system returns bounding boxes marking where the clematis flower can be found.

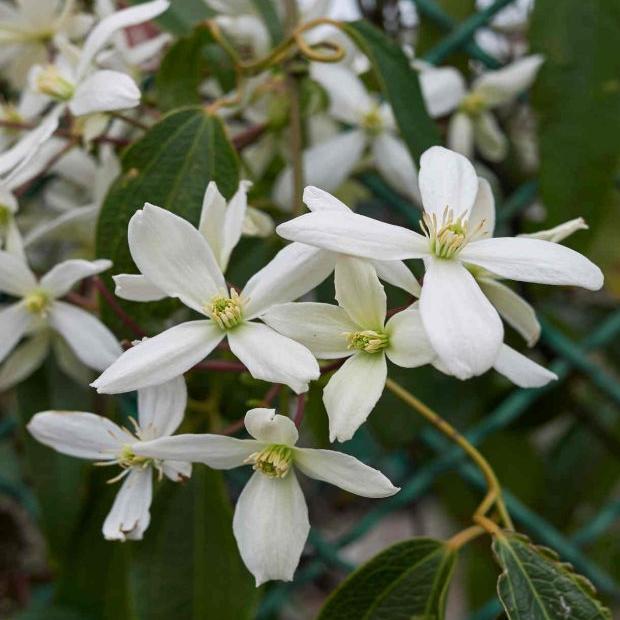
[274,62,421,207]
[92,203,328,395]
[0,253,121,390]
[263,256,434,441]
[27,376,191,541]
[276,147,603,380]
[447,55,544,162]
[0,0,93,87]
[133,407,398,584]
[113,180,273,303]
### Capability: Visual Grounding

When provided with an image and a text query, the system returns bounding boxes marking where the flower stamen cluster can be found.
[361,106,384,135]
[346,329,389,353]
[246,444,293,478]
[24,290,51,316]
[206,289,243,330]
[420,207,486,259]
[459,91,488,117]
[34,65,75,101]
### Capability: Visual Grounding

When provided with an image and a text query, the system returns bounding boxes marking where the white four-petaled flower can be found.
[133,407,399,584]
[27,376,191,540]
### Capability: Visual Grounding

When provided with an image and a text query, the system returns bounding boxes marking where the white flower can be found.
[0,0,93,87]
[0,253,121,389]
[276,147,603,380]
[112,180,274,302]
[273,62,421,208]
[133,407,398,584]
[263,256,435,441]
[92,203,330,395]
[447,55,544,162]
[27,376,191,541]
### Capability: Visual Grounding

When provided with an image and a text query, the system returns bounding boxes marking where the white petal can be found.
[0,330,49,390]
[228,322,319,394]
[92,320,224,394]
[273,130,366,210]
[276,211,428,261]
[102,468,153,541]
[49,301,122,371]
[493,344,557,388]
[447,112,474,160]
[294,448,398,497]
[478,277,540,346]
[198,180,230,270]
[134,434,261,468]
[472,55,544,108]
[27,411,132,460]
[371,259,421,297]
[519,217,588,243]
[78,0,170,74]
[242,243,336,318]
[467,178,496,238]
[112,274,167,302]
[335,256,386,329]
[0,107,60,177]
[41,258,112,297]
[310,62,373,125]
[261,302,356,359]
[137,375,187,440]
[233,470,309,586]
[371,133,421,203]
[70,71,140,116]
[323,352,387,442]
[0,250,36,295]
[51,334,92,386]
[418,146,479,219]
[303,185,349,213]
[244,408,298,446]
[220,180,252,270]
[128,204,225,313]
[460,237,604,290]
[385,307,436,368]
[419,257,503,379]
[419,65,466,118]
[474,112,508,162]
[0,302,32,363]
[161,460,192,482]
[242,206,274,238]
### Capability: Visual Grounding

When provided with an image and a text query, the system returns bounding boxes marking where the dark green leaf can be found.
[130,468,258,620]
[129,0,213,35]
[96,107,239,334]
[156,26,213,111]
[252,0,284,45]
[493,531,612,619]
[530,0,620,244]
[340,20,441,162]
[318,538,456,620]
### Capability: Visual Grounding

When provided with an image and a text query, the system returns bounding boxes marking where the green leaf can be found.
[96,107,239,333]
[129,0,213,35]
[493,531,612,619]
[156,26,212,111]
[340,20,441,162]
[530,0,620,243]
[252,0,284,45]
[130,468,258,619]
[16,362,91,562]
[318,538,456,620]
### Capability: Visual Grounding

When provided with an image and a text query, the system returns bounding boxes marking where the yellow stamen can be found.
[345,329,389,353]
[205,288,243,330]
[245,444,293,479]
[24,290,51,316]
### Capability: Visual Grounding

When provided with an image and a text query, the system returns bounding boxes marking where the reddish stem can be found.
[92,276,147,339]
[293,393,306,427]
[232,124,266,150]
[191,359,246,372]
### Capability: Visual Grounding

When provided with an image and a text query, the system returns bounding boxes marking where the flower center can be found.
[346,329,389,353]
[35,65,75,101]
[246,444,293,479]
[24,290,51,316]
[117,444,153,470]
[420,207,486,259]
[361,106,384,135]
[459,91,488,117]
[205,289,243,330]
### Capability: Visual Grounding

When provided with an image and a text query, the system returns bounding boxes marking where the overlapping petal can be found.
[244,408,298,446]
[137,375,187,440]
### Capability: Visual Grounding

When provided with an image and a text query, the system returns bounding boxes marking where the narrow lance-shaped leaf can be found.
[318,538,457,620]
[493,531,612,620]
[340,20,441,162]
